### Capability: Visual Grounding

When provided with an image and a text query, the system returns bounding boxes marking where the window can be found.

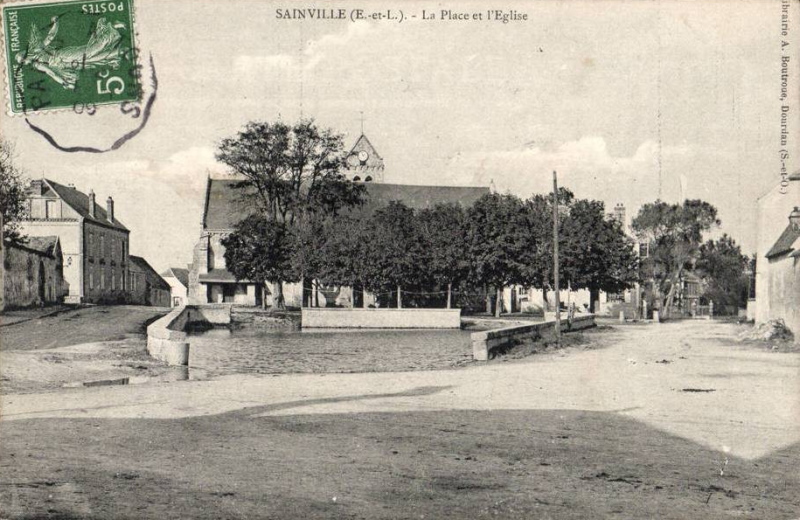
[46,199,59,219]
[639,242,650,258]
[111,269,116,290]
[89,271,94,290]
[100,270,105,290]
[88,233,94,258]
[100,235,105,259]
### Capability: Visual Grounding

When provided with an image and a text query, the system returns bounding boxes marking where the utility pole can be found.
[553,170,561,342]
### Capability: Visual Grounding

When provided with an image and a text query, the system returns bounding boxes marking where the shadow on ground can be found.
[1,405,797,519]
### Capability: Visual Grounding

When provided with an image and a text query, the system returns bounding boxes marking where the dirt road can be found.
[1,320,798,518]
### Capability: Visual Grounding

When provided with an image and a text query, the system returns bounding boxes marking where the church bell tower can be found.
[345,134,385,183]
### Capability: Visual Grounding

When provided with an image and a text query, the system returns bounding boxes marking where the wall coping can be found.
[472,314,595,341]
[302,307,462,313]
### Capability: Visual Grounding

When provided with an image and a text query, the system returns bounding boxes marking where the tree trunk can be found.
[542,286,548,313]
[495,287,502,318]
[272,280,285,310]
[485,285,492,314]
[262,284,267,310]
[589,287,600,313]
[397,285,402,309]
[447,282,452,309]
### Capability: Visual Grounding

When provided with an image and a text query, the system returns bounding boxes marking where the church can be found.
[187,134,490,307]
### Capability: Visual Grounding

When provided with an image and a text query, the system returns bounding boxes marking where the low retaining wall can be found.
[471,314,596,361]
[301,307,462,329]
[146,305,232,365]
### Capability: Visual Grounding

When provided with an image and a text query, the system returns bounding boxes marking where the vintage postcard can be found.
[1,0,798,518]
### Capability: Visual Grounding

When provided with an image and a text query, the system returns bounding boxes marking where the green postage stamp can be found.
[2,0,139,114]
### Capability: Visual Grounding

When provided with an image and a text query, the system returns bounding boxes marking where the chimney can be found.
[613,203,626,226]
[106,196,114,223]
[790,206,800,230]
[88,190,96,218]
[29,179,44,196]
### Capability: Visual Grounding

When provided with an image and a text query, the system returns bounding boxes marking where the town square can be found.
[1,0,799,518]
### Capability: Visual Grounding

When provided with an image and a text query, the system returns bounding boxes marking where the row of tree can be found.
[218,119,753,318]
[217,120,643,315]
[223,192,642,316]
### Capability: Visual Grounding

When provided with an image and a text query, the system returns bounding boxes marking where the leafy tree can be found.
[417,203,470,308]
[362,201,425,308]
[560,199,639,312]
[632,199,720,318]
[0,140,28,243]
[518,188,576,311]
[695,234,750,313]
[221,215,296,307]
[317,215,372,307]
[215,119,365,308]
[466,193,529,317]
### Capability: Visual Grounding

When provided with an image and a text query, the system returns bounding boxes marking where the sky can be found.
[2,0,798,272]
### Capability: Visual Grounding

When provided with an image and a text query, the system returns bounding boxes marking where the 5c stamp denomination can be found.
[3,0,139,114]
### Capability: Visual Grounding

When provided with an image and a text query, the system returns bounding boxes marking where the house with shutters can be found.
[19,179,131,304]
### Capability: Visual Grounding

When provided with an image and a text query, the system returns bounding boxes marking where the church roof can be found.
[200,178,490,229]
[43,179,128,231]
[765,224,800,259]
[202,179,257,231]
[357,183,490,215]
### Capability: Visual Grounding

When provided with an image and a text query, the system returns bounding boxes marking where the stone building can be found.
[1,236,66,310]
[19,179,130,304]
[129,256,171,307]
[161,267,190,307]
[188,134,489,307]
[755,171,800,337]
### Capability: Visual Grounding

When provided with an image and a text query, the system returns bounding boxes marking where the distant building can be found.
[129,256,171,307]
[19,179,130,304]
[755,171,800,337]
[188,134,489,307]
[1,235,66,310]
[161,267,190,307]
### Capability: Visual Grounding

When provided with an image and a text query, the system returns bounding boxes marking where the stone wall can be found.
[301,307,462,329]
[146,304,232,365]
[471,315,596,361]
[1,242,65,310]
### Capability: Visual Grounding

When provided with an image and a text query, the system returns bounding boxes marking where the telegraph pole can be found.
[552,170,561,342]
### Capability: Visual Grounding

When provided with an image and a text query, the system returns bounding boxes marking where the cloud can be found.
[109,146,227,200]
[234,21,375,73]
[444,136,697,213]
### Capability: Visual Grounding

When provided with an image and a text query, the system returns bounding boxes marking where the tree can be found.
[215,119,365,308]
[517,188,575,312]
[362,201,425,308]
[221,215,296,307]
[417,203,470,308]
[632,199,720,318]
[695,234,750,313]
[0,140,28,243]
[560,199,639,312]
[466,193,528,317]
[317,215,372,307]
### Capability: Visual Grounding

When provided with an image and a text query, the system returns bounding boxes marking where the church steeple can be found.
[345,134,385,183]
